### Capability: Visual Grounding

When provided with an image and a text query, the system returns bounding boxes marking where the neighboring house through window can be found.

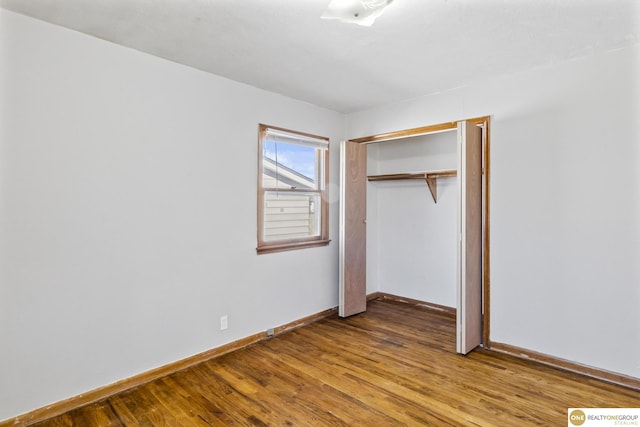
[257,124,330,254]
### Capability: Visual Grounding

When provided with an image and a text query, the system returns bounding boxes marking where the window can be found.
[257,124,330,254]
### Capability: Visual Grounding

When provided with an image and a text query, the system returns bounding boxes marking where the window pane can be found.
[262,140,317,190]
[258,124,329,253]
[263,191,320,242]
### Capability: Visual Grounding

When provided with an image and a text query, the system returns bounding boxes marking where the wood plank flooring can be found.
[32,300,639,426]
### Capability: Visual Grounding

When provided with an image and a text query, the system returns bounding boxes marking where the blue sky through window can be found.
[264,140,316,180]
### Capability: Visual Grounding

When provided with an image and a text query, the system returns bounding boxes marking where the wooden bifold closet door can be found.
[339,140,367,317]
[457,121,483,354]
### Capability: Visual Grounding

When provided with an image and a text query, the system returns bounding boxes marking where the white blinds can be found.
[263,127,329,149]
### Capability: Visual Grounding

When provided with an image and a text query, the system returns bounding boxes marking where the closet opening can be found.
[339,117,490,354]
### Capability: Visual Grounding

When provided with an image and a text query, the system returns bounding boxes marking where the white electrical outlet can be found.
[220,315,228,330]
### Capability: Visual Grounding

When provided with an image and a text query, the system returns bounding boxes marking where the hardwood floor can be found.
[32,300,639,426]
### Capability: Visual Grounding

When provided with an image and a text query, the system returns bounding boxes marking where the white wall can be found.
[0,10,344,420]
[367,132,458,306]
[349,44,640,379]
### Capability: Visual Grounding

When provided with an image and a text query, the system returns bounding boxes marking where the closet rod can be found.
[367,169,457,203]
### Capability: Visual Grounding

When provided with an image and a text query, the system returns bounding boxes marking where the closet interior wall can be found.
[366,130,458,307]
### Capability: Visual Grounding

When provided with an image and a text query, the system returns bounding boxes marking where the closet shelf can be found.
[367,169,457,203]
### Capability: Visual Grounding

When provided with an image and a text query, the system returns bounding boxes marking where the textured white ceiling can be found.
[1,0,638,112]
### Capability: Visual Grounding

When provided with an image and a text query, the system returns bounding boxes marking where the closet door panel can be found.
[457,121,483,354]
[339,140,367,317]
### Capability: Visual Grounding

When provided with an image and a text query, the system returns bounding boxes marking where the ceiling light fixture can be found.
[321,0,394,27]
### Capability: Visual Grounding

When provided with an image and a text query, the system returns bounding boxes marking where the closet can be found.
[368,129,458,307]
[339,118,489,354]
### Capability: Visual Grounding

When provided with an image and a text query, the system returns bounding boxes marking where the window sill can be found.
[256,239,331,255]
